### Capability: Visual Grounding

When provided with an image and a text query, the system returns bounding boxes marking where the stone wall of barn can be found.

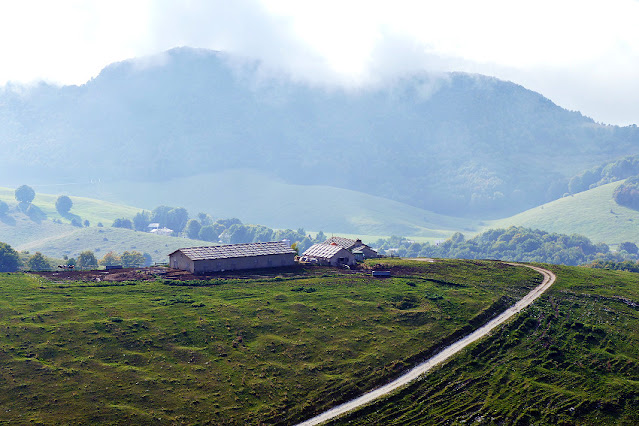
[191,252,296,274]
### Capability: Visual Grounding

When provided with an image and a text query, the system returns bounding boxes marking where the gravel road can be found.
[296,263,556,426]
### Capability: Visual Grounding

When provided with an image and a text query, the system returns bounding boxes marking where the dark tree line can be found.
[375,227,638,266]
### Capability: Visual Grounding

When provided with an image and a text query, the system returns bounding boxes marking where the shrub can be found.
[0,242,20,272]
[613,176,639,210]
[14,185,35,204]
[55,195,73,215]
[27,252,50,271]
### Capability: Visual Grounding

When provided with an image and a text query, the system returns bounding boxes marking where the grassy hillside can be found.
[339,264,639,425]
[0,260,539,424]
[15,226,213,264]
[0,182,476,264]
[44,170,480,238]
[489,180,639,245]
[0,187,143,227]
[0,189,213,263]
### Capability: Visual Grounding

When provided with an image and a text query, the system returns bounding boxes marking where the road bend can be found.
[295,263,556,426]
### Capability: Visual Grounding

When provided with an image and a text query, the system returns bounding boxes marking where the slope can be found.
[16,226,212,263]
[1,47,638,218]
[64,170,479,238]
[0,187,142,228]
[0,259,541,424]
[0,188,211,262]
[489,180,639,244]
[339,264,639,425]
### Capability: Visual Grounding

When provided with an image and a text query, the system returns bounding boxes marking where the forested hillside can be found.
[1,47,638,218]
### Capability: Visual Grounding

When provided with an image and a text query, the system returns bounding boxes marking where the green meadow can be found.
[489,180,639,245]
[0,260,538,424]
[338,264,639,425]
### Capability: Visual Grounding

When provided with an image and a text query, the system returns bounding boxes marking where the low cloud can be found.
[0,1,637,125]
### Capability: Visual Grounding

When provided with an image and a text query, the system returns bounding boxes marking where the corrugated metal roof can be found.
[324,236,362,249]
[302,243,348,259]
[172,242,295,261]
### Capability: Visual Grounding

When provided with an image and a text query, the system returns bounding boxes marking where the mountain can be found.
[1,47,638,220]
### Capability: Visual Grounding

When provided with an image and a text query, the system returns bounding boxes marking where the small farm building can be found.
[324,236,378,259]
[301,243,356,267]
[168,241,296,274]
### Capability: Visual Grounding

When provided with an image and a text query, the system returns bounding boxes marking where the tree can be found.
[83,219,90,227]
[151,205,173,227]
[619,241,639,255]
[197,212,213,226]
[0,200,8,216]
[198,225,220,242]
[133,211,151,231]
[112,218,133,229]
[27,252,50,271]
[15,185,35,204]
[0,242,20,272]
[215,218,242,228]
[120,251,145,268]
[185,219,202,239]
[55,195,73,215]
[314,230,326,243]
[166,207,189,233]
[99,251,121,267]
[76,251,98,270]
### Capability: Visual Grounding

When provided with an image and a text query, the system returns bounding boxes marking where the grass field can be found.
[0,187,143,228]
[15,226,214,264]
[489,180,639,245]
[0,188,216,263]
[337,264,639,425]
[0,259,539,424]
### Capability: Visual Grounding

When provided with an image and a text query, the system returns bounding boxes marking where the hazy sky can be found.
[0,0,638,125]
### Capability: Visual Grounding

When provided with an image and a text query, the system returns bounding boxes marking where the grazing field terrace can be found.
[0,259,539,424]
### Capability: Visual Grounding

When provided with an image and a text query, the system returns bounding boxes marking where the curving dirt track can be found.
[296,263,556,426]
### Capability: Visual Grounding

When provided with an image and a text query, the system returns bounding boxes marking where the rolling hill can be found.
[57,170,479,238]
[0,183,477,262]
[0,188,213,263]
[489,179,639,245]
[0,260,637,424]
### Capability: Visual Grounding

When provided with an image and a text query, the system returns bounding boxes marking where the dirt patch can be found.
[31,264,366,283]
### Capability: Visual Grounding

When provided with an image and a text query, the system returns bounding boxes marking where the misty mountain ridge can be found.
[1,47,638,219]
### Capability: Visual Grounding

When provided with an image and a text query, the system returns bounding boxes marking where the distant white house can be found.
[148,223,160,231]
[151,227,173,236]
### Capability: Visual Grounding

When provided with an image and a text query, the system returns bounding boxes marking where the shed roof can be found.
[170,242,295,261]
[303,243,350,259]
[324,236,359,249]
[353,244,377,254]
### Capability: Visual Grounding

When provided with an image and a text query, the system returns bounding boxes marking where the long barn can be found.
[168,242,296,274]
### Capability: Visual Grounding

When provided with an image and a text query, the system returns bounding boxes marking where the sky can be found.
[0,0,638,125]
